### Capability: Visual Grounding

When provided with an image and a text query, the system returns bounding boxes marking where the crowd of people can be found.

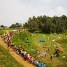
[2,31,47,67]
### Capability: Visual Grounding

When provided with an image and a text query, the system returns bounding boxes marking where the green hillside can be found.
[0,46,23,67]
[11,31,67,67]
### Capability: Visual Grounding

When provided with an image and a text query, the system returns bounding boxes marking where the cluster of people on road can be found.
[3,32,12,47]
[2,31,47,67]
[15,46,47,67]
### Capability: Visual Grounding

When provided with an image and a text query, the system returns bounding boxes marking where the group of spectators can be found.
[2,31,47,67]
[15,47,46,67]
[3,32,13,48]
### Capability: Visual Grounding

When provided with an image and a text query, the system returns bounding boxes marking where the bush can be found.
[0,30,6,35]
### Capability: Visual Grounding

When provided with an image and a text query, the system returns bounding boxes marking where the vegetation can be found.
[0,25,8,29]
[23,15,67,33]
[0,30,6,35]
[11,31,67,67]
[0,15,67,67]
[0,46,23,67]
[9,23,22,29]
[11,32,37,57]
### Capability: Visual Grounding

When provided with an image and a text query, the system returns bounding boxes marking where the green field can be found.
[0,30,6,35]
[0,46,23,67]
[11,31,67,67]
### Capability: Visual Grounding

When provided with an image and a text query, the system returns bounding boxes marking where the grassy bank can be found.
[11,31,67,67]
[0,46,23,67]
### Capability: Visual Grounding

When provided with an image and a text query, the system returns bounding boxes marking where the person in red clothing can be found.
[27,54,30,59]
[27,54,31,62]
[24,52,27,60]
[28,56,31,62]
[9,31,13,36]
[30,57,34,63]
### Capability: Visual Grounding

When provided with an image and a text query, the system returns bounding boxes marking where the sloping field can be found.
[0,45,23,67]
[11,31,67,67]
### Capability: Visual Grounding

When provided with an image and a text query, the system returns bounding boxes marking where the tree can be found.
[0,25,7,29]
[10,23,22,28]
[23,15,67,33]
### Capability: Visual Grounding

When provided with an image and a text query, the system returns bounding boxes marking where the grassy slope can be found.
[11,32,38,57]
[11,31,67,67]
[0,46,23,67]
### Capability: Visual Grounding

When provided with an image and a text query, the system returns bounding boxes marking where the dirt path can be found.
[0,37,35,67]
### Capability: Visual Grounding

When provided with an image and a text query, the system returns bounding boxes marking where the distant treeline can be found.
[23,15,67,33]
